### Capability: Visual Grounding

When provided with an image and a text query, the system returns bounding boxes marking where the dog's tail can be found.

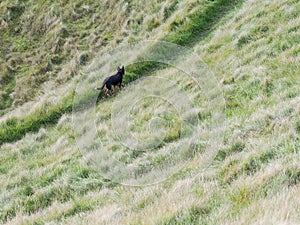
[97,77,109,90]
[96,83,105,90]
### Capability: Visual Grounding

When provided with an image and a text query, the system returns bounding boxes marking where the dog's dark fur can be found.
[97,66,125,96]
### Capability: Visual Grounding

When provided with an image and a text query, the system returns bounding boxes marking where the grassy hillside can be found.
[0,0,299,224]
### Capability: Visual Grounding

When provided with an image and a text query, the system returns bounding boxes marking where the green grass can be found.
[1,0,300,224]
[215,141,246,161]
[124,0,245,82]
[0,0,245,146]
[0,92,74,146]
[218,137,300,186]
[160,205,211,225]
[0,63,15,110]
[164,0,245,46]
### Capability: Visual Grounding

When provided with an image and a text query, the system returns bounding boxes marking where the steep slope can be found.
[0,0,299,224]
[0,0,179,114]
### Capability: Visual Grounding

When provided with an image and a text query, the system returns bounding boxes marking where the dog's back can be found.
[98,66,125,91]
[107,72,122,85]
[105,66,124,85]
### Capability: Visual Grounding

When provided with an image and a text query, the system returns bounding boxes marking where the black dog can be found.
[97,66,125,96]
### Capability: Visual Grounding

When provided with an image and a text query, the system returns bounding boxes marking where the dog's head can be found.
[117,65,125,75]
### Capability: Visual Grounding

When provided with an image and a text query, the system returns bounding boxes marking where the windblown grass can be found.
[0,0,300,224]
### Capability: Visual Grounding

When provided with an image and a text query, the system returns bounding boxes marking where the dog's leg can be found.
[112,85,116,93]
[104,84,112,97]
[104,88,109,96]
[118,83,122,91]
